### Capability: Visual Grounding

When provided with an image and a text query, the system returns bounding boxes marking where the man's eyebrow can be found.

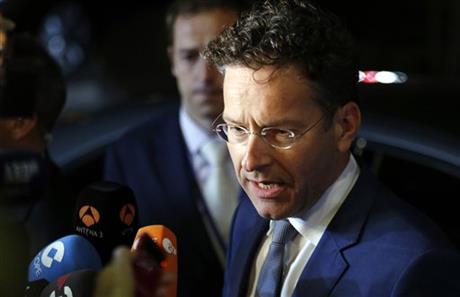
[222,115,311,128]
[263,119,310,128]
[222,115,242,125]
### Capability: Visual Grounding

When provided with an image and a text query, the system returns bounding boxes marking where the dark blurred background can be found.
[2,0,459,134]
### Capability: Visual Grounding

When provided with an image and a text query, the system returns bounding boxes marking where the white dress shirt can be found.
[179,108,239,264]
[247,154,360,297]
[179,107,236,190]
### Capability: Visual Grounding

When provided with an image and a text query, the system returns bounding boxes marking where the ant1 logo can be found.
[78,205,100,227]
[41,241,65,268]
[49,286,73,297]
[119,203,136,226]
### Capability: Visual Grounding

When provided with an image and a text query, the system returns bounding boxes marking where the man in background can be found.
[204,0,460,296]
[104,1,245,296]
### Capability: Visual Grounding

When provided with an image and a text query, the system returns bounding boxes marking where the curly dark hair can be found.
[203,0,358,124]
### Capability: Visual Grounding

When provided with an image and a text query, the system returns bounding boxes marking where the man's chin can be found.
[253,203,292,220]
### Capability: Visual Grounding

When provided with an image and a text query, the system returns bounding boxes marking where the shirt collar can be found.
[179,107,212,156]
[267,154,360,245]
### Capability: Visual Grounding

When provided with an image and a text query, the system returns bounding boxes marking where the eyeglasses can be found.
[212,115,324,149]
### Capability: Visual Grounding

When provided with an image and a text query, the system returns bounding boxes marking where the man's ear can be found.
[167,46,177,77]
[7,116,38,140]
[334,101,361,152]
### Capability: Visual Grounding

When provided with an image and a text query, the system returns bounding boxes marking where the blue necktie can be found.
[256,220,298,297]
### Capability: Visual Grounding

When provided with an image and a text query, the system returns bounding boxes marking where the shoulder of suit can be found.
[356,170,454,251]
[112,105,180,145]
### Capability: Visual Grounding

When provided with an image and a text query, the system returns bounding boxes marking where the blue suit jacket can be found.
[104,106,224,297]
[224,169,460,297]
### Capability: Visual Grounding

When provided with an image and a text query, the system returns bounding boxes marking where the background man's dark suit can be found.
[104,105,223,297]
[224,168,460,297]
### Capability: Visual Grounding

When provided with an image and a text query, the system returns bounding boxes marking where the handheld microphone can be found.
[73,181,139,264]
[132,225,177,297]
[39,270,97,297]
[131,233,165,297]
[28,234,102,283]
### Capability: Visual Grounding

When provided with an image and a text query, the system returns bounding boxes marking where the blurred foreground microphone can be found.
[132,225,177,297]
[0,150,48,208]
[73,181,139,263]
[39,269,97,297]
[28,234,102,284]
[94,238,175,297]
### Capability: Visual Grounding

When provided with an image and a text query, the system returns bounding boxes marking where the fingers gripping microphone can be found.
[27,234,102,283]
[132,225,178,297]
[93,227,177,297]
[93,247,135,297]
[73,181,139,264]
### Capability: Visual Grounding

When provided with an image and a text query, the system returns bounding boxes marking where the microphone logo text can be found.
[41,241,65,268]
[49,286,73,297]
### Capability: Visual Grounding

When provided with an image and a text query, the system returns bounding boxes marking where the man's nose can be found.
[195,59,219,83]
[242,133,272,172]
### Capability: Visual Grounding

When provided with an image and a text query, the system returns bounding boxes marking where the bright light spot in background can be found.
[48,35,66,56]
[358,70,408,84]
[43,15,63,35]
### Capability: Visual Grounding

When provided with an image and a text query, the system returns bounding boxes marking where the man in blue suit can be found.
[104,1,245,296]
[203,0,460,296]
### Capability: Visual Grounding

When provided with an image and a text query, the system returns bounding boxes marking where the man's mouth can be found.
[249,180,286,198]
[257,182,281,190]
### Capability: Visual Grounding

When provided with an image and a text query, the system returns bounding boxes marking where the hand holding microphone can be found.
[93,225,178,297]
[132,225,178,297]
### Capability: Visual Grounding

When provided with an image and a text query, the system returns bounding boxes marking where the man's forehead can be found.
[223,65,311,94]
[173,8,238,43]
[222,65,319,122]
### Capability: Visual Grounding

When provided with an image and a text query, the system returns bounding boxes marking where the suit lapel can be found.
[227,199,269,297]
[149,113,222,257]
[292,170,376,297]
[151,114,198,217]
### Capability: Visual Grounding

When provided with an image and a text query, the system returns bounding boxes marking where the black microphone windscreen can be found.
[73,181,139,263]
